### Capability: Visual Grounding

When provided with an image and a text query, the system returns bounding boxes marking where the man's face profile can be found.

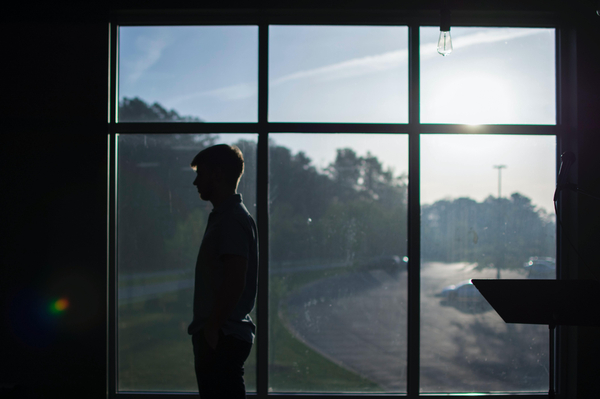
[193,164,214,201]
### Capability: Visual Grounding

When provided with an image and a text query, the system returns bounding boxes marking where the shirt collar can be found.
[212,194,242,214]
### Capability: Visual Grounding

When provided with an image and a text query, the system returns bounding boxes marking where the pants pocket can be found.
[193,330,218,373]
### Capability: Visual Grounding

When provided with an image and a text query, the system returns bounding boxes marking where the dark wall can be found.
[0,2,598,398]
[573,8,600,398]
[1,15,108,399]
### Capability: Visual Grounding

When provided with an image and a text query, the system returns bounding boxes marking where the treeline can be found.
[117,98,254,274]
[117,135,408,273]
[422,196,555,276]
[268,146,408,266]
[117,98,554,276]
[119,97,202,122]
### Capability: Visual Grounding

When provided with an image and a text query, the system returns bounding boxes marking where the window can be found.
[420,134,555,392]
[116,133,257,392]
[268,133,408,392]
[420,27,555,125]
[119,26,258,122]
[269,26,408,122]
[109,14,561,397]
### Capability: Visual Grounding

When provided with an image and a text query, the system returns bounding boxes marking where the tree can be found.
[119,97,203,122]
[269,145,408,266]
[327,148,362,200]
[421,194,555,277]
[118,132,217,272]
[118,111,410,272]
[269,144,336,263]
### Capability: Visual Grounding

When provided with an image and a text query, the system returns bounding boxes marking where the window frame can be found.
[108,8,571,399]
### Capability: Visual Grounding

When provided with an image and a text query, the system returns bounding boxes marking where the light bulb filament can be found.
[437,31,453,56]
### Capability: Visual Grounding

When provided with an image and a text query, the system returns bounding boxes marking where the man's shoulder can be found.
[222,202,255,230]
[229,202,254,220]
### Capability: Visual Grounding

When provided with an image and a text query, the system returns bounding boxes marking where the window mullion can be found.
[256,21,270,397]
[108,21,118,399]
[407,23,421,398]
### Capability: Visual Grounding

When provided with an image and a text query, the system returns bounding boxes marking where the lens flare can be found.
[50,298,69,314]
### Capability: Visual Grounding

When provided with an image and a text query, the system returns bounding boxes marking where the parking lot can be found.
[283,261,549,393]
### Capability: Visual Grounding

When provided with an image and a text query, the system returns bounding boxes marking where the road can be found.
[282,262,549,393]
[119,278,193,304]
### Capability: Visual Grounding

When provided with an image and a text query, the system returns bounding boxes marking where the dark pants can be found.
[192,329,252,399]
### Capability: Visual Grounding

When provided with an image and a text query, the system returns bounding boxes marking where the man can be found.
[188,144,258,398]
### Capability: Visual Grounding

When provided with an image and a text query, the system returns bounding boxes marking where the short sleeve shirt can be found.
[187,194,259,343]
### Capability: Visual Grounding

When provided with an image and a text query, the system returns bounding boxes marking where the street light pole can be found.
[492,165,507,279]
[493,165,507,198]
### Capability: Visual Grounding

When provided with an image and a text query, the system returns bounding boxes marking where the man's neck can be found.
[210,190,237,209]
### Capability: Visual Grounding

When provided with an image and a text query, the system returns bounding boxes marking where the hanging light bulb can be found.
[437,8,453,56]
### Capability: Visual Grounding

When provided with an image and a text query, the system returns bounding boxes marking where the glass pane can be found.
[119,26,258,122]
[420,134,556,393]
[117,133,257,392]
[269,26,408,123]
[269,134,408,392]
[420,27,555,125]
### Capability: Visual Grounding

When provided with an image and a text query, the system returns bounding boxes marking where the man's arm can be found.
[203,254,248,349]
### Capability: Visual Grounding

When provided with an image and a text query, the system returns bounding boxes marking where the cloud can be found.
[420,28,546,60]
[270,49,408,86]
[124,33,171,84]
[272,28,546,87]
[167,83,257,106]
[165,28,546,104]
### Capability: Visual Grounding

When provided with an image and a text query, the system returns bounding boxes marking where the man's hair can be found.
[191,144,245,188]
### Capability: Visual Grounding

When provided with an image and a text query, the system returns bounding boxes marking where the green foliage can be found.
[269,146,408,266]
[164,209,207,270]
[118,289,196,391]
[118,133,216,272]
[118,98,553,278]
[119,97,203,122]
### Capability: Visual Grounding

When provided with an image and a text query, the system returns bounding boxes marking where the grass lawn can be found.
[117,263,380,392]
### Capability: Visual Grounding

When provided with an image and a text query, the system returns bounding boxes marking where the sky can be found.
[119,25,557,212]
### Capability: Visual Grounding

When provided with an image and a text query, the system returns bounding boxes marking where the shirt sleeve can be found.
[217,214,250,260]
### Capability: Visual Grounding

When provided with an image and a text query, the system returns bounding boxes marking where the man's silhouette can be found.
[188,144,258,398]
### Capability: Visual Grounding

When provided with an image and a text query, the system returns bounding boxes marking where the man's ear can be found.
[213,167,233,189]
[213,166,225,179]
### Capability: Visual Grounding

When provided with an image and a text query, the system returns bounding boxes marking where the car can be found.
[524,257,555,279]
[362,255,408,274]
[439,280,484,302]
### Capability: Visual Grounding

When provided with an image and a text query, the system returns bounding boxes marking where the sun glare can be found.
[442,73,513,125]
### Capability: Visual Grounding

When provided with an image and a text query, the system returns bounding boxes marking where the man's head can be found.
[191,144,245,202]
